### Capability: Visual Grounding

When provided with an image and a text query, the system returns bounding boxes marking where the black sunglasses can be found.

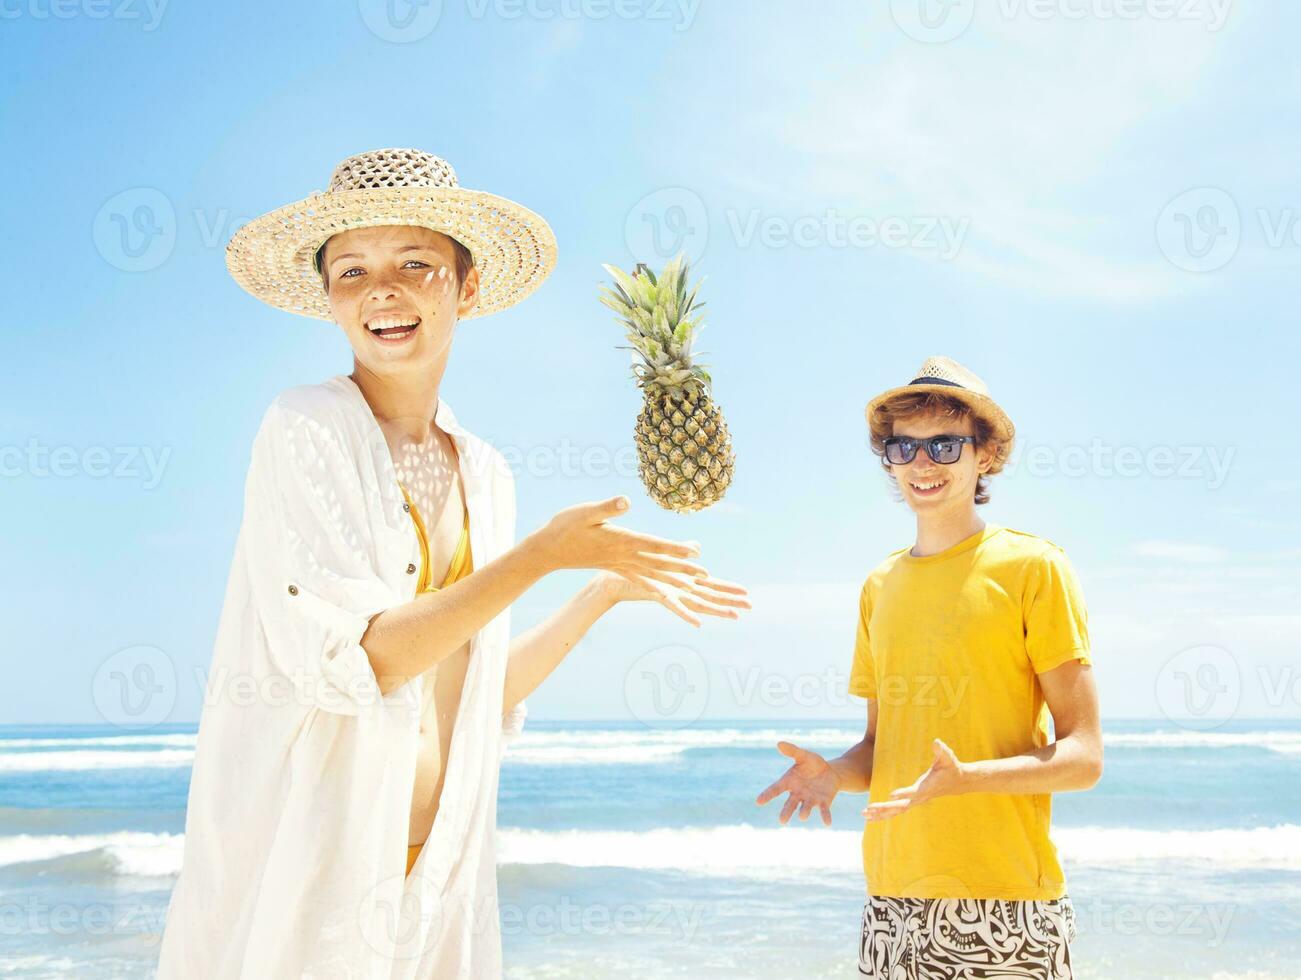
[883,434,976,465]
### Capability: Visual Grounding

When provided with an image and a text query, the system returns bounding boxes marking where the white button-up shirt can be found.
[157,373,526,979]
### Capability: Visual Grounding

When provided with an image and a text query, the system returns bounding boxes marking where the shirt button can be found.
[402,502,410,512]
[287,584,299,596]
[406,563,416,575]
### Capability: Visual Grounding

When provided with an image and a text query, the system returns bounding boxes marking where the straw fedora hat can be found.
[866,355,1015,443]
[225,147,557,321]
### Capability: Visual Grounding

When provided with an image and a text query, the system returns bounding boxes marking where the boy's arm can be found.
[959,659,1103,794]
[863,660,1102,820]
[829,698,878,794]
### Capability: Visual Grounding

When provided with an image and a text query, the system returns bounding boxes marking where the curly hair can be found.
[867,391,1013,505]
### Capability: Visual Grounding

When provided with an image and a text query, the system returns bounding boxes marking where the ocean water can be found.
[1,720,1299,978]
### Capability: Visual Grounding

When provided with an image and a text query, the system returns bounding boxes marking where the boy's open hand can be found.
[863,738,966,821]
[756,741,841,826]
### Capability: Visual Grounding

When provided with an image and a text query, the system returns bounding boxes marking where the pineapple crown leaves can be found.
[599,252,713,396]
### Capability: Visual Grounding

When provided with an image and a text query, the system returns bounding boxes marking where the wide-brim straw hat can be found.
[225,147,557,321]
[866,355,1015,444]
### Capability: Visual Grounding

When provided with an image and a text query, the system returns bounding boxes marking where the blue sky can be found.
[3,0,1298,727]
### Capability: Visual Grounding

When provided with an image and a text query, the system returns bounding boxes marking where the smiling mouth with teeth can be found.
[365,315,421,342]
[910,479,948,493]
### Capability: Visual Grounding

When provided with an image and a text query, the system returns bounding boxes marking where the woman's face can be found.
[321,224,480,377]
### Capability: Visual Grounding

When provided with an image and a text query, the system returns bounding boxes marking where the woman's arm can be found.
[501,575,616,716]
[363,496,729,696]
[501,571,751,716]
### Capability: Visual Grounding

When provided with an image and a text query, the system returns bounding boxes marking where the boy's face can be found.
[322,224,480,379]
[888,410,994,516]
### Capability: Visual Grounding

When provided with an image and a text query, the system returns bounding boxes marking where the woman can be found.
[156,148,749,979]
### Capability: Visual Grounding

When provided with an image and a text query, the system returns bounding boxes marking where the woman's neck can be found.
[349,360,446,444]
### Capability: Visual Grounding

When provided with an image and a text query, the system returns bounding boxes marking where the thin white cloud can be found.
[1127,540,1230,563]
[708,6,1245,300]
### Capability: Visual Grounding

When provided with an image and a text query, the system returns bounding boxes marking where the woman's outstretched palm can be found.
[756,741,841,826]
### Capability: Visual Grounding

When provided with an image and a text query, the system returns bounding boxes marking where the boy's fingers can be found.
[778,794,800,825]
[819,805,833,826]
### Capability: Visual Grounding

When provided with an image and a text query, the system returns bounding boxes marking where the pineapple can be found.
[599,253,735,513]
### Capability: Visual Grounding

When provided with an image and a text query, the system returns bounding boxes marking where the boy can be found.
[757,356,1101,978]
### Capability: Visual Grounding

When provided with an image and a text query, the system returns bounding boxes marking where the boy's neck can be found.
[911,507,987,558]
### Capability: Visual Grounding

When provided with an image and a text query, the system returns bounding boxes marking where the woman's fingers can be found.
[587,496,631,520]
[619,565,703,592]
[611,527,701,559]
[659,591,702,628]
[621,567,750,610]
[693,576,748,596]
[680,594,740,620]
[635,553,711,579]
[684,579,752,608]
[620,571,702,627]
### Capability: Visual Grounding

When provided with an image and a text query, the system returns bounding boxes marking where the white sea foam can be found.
[0,749,194,772]
[501,727,1301,764]
[1055,825,1301,870]
[0,831,184,877]
[502,728,858,764]
[1104,730,1301,755]
[0,733,196,749]
[3,728,1298,774]
[6,824,1300,879]
[497,824,1301,875]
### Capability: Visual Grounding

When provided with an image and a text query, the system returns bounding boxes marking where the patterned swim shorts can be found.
[858,894,1077,979]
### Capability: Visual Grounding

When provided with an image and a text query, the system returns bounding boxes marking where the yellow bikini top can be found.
[398,482,472,592]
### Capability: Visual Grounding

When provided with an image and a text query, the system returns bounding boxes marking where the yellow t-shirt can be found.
[848,524,1091,901]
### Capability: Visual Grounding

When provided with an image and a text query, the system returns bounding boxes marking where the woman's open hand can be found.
[528,496,749,625]
[592,568,750,627]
